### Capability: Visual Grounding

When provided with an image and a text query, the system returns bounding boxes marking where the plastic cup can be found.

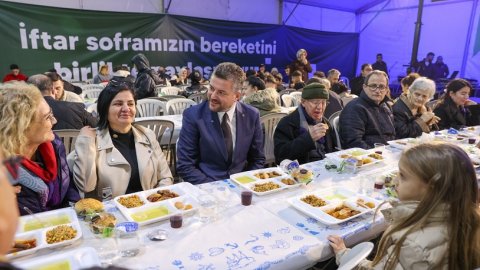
[197,194,217,223]
[373,143,385,154]
[241,191,253,206]
[374,177,385,190]
[115,222,140,257]
[170,214,183,228]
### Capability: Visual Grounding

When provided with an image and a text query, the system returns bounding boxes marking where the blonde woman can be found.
[0,81,79,214]
[93,64,112,84]
[329,143,480,269]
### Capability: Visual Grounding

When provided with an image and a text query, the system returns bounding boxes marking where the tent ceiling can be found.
[283,0,389,13]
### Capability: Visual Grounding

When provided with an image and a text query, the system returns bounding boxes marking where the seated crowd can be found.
[0,53,479,269]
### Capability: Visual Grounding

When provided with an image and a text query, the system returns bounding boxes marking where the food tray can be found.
[387,138,420,150]
[114,183,199,226]
[14,247,100,270]
[325,148,384,168]
[8,208,82,259]
[288,186,382,225]
[230,167,303,196]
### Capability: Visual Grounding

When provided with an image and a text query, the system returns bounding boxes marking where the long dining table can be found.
[11,144,405,270]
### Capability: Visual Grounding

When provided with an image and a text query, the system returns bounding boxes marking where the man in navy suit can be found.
[177,62,265,184]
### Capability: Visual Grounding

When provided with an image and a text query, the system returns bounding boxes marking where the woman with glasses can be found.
[70,81,172,199]
[434,78,477,130]
[0,82,79,215]
[392,77,440,139]
[274,83,337,164]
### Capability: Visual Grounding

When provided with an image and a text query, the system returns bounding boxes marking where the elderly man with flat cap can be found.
[274,83,337,164]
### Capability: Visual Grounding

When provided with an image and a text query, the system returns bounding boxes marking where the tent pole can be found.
[410,0,424,72]
[283,0,302,24]
[460,0,478,78]
[279,0,284,25]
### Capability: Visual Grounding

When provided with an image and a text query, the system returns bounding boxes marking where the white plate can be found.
[338,242,374,270]
[288,186,381,225]
[114,182,199,226]
[230,168,302,196]
[14,247,101,270]
[9,208,82,260]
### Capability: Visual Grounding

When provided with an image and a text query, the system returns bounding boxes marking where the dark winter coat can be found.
[339,91,395,149]
[274,107,337,164]
[131,54,162,99]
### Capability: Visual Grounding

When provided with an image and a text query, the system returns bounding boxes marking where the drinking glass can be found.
[115,222,141,257]
[197,194,217,223]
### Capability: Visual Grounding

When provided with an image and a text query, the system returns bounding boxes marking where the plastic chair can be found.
[281,94,294,108]
[160,86,181,96]
[289,91,302,107]
[328,111,343,150]
[54,129,80,154]
[260,113,287,166]
[134,119,175,170]
[337,242,374,270]
[85,103,98,118]
[188,93,206,104]
[136,99,167,117]
[81,89,103,99]
[81,84,104,91]
[166,99,196,115]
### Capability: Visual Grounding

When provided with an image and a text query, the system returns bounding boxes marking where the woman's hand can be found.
[465,99,477,106]
[79,126,96,138]
[328,235,347,254]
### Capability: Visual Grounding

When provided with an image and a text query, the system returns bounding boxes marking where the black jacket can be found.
[350,75,365,96]
[339,91,395,149]
[274,107,337,165]
[433,98,468,130]
[324,90,344,119]
[392,96,431,139]
[44,96,97,130]
[131,54,162,99]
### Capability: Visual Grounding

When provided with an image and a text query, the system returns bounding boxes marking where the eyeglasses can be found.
[307,100,329,107]
[45,111,56,123]
[366,84,388,91]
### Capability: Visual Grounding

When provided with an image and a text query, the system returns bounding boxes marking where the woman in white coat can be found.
[70,79,172,199]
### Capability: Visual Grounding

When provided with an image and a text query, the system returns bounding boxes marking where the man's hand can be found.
[309,123,328,141]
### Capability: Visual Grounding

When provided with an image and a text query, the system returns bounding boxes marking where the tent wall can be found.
[356,0,476,83]
[282,2,356,32]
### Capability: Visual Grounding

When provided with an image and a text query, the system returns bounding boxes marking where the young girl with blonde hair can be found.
[329,143,480,269]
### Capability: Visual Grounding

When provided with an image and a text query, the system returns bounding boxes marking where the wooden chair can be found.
[260,113,287,166]
[160,86,181,96]
[55,129,81,154]
[136,99,167,117]
[166,98,196,115]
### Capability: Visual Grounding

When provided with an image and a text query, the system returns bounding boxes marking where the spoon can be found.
[23,206,48,228]
[147,229,168,242]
